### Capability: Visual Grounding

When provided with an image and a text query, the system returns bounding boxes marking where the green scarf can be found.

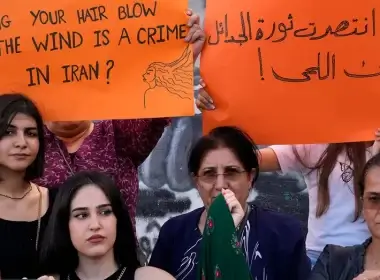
[197,193,253,280]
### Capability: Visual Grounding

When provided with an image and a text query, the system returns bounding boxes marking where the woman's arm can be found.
[113,118,170,167]
[287,235,312,280]
[148,219,174,273]
[308,246,332,280]
[258,147,282,172]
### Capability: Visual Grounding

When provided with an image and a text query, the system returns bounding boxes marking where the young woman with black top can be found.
[39,171,175,280]
[0,93,56,279]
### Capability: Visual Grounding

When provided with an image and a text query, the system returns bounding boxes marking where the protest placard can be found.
[0,0,194,121]
[201,0,380,144]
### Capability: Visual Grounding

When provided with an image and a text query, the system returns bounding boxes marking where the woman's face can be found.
[362,166,380,239]
[45,121,89,138]
[142,67,156,84]
[69,184,117,259]
[195,147,255,209]
[0,113,39,172]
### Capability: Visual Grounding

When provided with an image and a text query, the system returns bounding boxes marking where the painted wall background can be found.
[135,0,309,260]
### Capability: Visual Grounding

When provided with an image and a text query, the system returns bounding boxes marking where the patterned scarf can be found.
[197,193,252,280]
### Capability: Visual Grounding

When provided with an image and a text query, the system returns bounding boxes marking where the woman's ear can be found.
[191,173,200,189]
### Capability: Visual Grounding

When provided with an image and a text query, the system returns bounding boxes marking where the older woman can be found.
[32,9,205,222]
[149,126,311,280]
[309,153,380,280]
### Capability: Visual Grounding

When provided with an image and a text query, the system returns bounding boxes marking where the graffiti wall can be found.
[135,0,309,260]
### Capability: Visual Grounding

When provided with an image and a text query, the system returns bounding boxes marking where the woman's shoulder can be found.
[310,243,366,279]
[134,266,175,280]
[158,207,204,239]
[320,239,368,260]
[249,206,305,239]
[162,207,203,229]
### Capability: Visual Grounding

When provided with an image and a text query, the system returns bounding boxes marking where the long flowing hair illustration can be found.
[143,45,193,108]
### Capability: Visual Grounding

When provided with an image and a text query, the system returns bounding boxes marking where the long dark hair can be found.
[0,93,45,180]
[39,171,140,275]
[294,143,367,220]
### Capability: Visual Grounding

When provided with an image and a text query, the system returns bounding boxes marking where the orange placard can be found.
[201,0,380,144]
[0,0,194,121]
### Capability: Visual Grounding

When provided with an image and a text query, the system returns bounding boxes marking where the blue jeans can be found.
[307,249,322,268]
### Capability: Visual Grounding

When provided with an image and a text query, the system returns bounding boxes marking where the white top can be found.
[270,144,371,252]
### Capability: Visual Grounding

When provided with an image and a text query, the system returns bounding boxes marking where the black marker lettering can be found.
[32,31,83,52]
[62,62,100,83]
[137,24,187,45]
[77,6,108,24]
[0,15,11,30]
[26,65,50,86]
[94,29,110,47]
[118,28,131,45]
[214,9,376,44]
[30,10,66,26]
[118,1,157,20]
[156,25,166,43]
[0,37,22,56]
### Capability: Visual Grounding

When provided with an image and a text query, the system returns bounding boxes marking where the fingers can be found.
[196,89,215,110]
[375,128,380,139]
[196,79,215,110]
[187,10,200,27]
[184,11,204,44]
[222,189,239,211]
[185,24,205,44]
[199,84,213,103]
[185,9,193,17]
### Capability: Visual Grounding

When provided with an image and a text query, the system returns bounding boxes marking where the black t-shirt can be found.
[0,188,57,279]
[61,267,135,280]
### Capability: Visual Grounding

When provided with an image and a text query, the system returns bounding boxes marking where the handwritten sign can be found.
[0,0,194,121]
[201,0,380,144]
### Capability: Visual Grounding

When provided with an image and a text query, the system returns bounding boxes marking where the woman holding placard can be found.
[196,84,380,267]
[31,9,205,225]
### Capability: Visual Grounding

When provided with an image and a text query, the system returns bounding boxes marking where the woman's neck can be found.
[56,122,93,143]
[0,169,28,197]
[76,251,118,280]
[367,238,380,268]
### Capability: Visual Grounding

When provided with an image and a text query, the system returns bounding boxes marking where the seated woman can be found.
[39,171,175,280]
[309,153,380,280]
[0,94,56,279]
[149,126,311,280]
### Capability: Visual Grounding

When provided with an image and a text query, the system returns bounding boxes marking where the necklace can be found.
[35,185,42,250]
[67,267,127,280]
[0,184,32,200]
[56,138,75,175]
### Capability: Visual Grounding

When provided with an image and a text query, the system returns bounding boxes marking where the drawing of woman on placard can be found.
[143,45,193,109]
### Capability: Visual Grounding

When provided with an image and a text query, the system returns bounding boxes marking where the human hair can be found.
[359,152,380,197]
[188,126,260,184]
[293,142,367,220]
[39,171,140,275]
[0,93,45,180]
[147,45,193,96]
